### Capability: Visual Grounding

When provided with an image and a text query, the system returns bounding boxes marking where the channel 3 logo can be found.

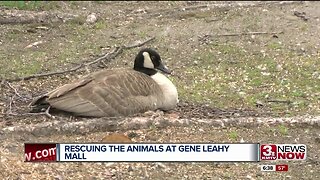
[260,144,307,160]
[260,144,277,160]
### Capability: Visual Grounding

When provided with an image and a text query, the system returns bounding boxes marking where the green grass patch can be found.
[3,51,46,77]
[174,42,320,115]
[94,20,108,30]
[0,1,60,11]
[277,124,288,135]
[267,42,283,50]
[229,131,238,140]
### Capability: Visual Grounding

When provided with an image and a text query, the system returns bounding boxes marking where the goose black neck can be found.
[133,67,157,76]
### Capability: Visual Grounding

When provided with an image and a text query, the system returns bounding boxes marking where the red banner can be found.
[25,143,57,162]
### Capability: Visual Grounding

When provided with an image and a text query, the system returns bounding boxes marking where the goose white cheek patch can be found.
[142,52,154,69]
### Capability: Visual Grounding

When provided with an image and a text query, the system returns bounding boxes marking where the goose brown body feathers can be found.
[30,48,178,117]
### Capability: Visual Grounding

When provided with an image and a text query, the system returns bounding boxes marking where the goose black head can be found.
[134,48,171,76]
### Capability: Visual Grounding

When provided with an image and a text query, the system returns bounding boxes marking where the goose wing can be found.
[29,74,94,111]
[34,69,163,117]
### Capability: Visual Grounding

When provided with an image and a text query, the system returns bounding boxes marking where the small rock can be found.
[276,64,283,71]
[6,127,15,131]
[35,26,49,30]
[134,9,147,14]
[54,175,63,180]
[127,166,134,172]
[156,162,167,169]
[105,162,115,167]
[238,91,246,97]
[246,175,253,179]
[261,72,270,76]
[110,169,117,174]
[128,132,138,138]
[86,13,98,24]
[255,100,264,108]
[25,41,44,49]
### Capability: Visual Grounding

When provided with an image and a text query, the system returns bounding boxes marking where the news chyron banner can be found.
[58,143,258,162]
[24,143,307,162]
[25,143,258,162]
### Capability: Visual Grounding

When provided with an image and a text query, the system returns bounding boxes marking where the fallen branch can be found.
[219,31,283,37]
[7,96,14,114]
[201,31,284,38]
[0,10,78,25]
[5,37,155,82]
[6,64,84,82]
[1,115,319,137]
[124,37,155,49]
[267,99,292,104]
[85,47,120,66]
[3,111,54,119]
[44,106,55,119]
[6,82,23,99]
[180,1,304,11]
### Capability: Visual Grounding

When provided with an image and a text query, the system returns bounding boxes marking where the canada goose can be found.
[30,48,178,117]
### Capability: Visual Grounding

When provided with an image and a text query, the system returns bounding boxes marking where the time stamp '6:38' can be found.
[261,164,289,172]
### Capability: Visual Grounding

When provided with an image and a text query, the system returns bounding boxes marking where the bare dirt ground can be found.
[0,1,319,179]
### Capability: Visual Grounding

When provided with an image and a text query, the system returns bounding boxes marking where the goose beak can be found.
[157,63,171,74]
